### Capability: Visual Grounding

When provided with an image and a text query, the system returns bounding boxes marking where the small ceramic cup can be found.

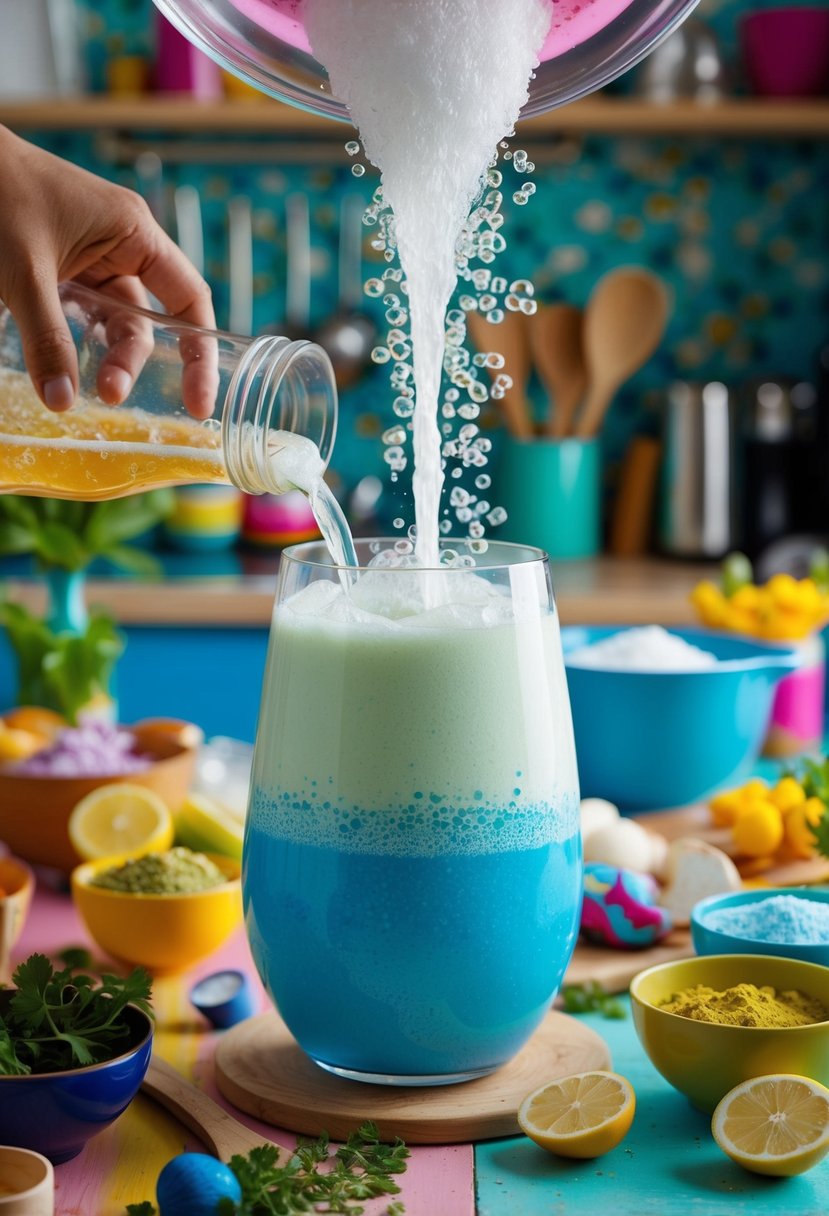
[0,1146,54,1215]
[495,436,600,560]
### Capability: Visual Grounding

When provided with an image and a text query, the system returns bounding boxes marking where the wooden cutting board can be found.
[563,804,829,994]
[215,1007,610,1144]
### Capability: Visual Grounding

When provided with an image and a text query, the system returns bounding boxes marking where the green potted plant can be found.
[0,492,173,723]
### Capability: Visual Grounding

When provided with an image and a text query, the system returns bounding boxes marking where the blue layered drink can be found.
[244,541,581,1084]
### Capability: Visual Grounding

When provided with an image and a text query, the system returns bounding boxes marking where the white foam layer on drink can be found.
[250,574,579,857]
[305,0,550,565]
[280,568,517,630]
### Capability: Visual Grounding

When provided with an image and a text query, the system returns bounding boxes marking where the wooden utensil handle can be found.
[142,1054,282,1161]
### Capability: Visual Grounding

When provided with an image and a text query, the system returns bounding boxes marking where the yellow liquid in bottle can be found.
[0,371,229,500]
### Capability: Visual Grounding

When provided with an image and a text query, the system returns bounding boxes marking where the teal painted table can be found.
[475,1001,829,1216]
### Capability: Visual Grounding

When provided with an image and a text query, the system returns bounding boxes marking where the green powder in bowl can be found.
[91,847,227,894]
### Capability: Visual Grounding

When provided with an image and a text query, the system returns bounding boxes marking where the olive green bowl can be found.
[630,954,829,1112]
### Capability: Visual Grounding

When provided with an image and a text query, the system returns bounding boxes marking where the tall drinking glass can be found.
[244,539,581,1085]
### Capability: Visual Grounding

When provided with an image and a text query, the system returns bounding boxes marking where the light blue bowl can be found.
[561,626,800,811]
[691,887,829,967]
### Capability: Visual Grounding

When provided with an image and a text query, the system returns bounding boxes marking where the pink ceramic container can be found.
[741,7,829,97]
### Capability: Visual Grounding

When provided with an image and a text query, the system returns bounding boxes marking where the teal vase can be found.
[45,568,88,634]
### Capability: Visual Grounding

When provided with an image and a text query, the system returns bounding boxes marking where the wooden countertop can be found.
[1,556,715,628]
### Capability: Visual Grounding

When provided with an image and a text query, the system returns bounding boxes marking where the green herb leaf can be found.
[560,982,627,1020]
[34,522,89,571]
[0,953,153,1076]
[56,946,94,971]
[129,1123,409,1214]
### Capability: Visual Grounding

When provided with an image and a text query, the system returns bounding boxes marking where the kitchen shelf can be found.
[1,95,828,138]
[2,556,715,628]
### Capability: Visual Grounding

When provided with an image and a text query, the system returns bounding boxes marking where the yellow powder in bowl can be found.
[660,982,827,1028]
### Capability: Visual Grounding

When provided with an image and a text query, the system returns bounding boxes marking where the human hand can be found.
[0,127,218,419]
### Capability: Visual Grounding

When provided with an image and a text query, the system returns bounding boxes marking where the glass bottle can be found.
[0,281,337,500]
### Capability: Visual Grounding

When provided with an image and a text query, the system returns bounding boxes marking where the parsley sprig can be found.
[126,1122,409,1216]
[0,953,152,1076]
[560,981,626,1019]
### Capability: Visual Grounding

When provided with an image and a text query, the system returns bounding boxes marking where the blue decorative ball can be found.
[157,1153,243,1216]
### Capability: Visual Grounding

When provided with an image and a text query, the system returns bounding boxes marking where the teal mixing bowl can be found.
[561,626,799,811]
[691,887,829,967]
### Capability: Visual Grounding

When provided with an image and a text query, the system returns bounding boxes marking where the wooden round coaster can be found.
[214,1009,611,1144]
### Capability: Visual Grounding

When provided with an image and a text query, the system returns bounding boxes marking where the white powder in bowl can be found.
[566,625,718,672]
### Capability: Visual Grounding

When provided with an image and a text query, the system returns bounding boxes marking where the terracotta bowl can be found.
[0,729,196,873]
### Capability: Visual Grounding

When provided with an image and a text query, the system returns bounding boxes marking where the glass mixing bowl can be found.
[153,0,701,120]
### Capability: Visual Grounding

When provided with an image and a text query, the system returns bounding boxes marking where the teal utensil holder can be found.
[496,437,600,560]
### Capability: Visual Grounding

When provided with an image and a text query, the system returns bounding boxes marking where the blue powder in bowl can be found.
[705,894,829,945]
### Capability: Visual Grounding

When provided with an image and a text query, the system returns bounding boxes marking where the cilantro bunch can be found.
[127,1122,409,1216]
[0,954,152,1076]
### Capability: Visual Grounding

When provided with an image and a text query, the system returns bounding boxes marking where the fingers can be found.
[94,208,220,420]
[136,229,220,421]
[6,273,78,411]
[93,276,155,406]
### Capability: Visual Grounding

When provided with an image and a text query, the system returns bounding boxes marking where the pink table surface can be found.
[15,879,475,1216]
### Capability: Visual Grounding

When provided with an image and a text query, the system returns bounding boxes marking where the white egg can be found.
[579,798,620,844]
[647,832,670,881]
[582,818,655,873]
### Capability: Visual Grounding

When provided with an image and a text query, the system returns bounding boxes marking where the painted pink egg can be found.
[581,863,672,950]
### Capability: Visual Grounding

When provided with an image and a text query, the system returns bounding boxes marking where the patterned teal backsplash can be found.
[20,0,829,513]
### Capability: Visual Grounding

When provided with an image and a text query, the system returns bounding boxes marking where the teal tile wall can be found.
[20,0,829,518]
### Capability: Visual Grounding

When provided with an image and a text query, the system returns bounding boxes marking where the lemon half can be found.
[712,1074,829,1177]
[69,783,174,861]
[517,1070,636,1159]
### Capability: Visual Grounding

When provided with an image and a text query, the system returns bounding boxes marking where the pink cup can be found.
[741,7,829,97]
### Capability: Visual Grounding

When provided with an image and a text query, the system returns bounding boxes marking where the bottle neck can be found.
[222,335,337,496]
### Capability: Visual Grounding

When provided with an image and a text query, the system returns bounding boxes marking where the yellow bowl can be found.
[630,954,829,1112]
[0,727,196,874]
[71,854,242,975]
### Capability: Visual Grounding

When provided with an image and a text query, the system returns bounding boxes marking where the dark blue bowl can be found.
[562,626,800,811]
[0,994,153,1163]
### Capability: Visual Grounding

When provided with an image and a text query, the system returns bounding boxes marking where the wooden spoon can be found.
[141,1055,291,1160]
[466,309,533,439]
[530,303,586,438]
[574,268,670,439]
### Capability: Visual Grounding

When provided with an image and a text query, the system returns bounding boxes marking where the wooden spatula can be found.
[529,303,586,438]
[141,1055,290,1161]
[574,268,670,439]
[466,309,533,439]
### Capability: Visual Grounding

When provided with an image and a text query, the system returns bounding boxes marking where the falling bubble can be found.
[351,164,366,178]
[393,516,405,529]
[371,346,391,364]
[383,426,407,446]
[364,278,384,297]
[475,473,491,490]
[487,506,508,527]
[345,140,361,156]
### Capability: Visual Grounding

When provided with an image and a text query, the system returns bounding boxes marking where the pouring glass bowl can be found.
[152,0,701,120]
